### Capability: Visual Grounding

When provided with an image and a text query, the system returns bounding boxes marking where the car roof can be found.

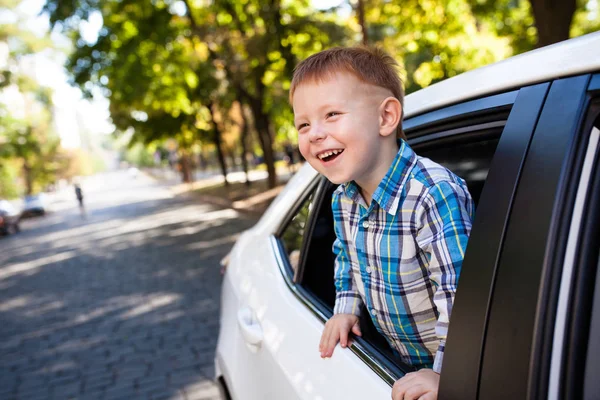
[0,200,16,212]
[404,31,600,118]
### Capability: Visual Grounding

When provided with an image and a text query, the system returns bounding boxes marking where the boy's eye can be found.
[326,112,340,118]
[297,123,309,131]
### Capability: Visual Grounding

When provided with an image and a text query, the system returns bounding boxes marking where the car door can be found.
[239,88,555,399]
[439,73,600,399]
[219,165,395,400]
[219,82,551,399]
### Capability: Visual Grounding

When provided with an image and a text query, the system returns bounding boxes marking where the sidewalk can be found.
[145,166,299,215]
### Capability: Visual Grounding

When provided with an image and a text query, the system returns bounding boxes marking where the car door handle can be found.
[237,307,263,347]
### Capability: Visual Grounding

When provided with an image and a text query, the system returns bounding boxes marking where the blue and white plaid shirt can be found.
[332,140,474,373]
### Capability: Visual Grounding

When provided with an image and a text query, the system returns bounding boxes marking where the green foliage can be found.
[0,160,21,199]
[42,0,599,182]
[0,2,78,195]
[123,142,156,167]
[571,0,600,37]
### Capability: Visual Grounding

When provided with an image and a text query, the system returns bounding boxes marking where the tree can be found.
[468,0,600,50]
[0,1,66,196]
[45,0,233,183]
[337,0,513,93]
[182,0,348,187]
[45,0,348,188]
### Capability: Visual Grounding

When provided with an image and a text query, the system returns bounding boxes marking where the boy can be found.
[290,47,474,399]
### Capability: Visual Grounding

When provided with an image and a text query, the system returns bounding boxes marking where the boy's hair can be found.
[290,46,406,140]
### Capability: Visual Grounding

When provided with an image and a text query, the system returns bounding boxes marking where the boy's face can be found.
[293,71,395,186]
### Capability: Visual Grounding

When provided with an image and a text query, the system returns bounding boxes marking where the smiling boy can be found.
[290,47,474,399]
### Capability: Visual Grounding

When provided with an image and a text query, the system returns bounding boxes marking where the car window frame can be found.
[274,177,320,281]
[550,100,600,400]
[476,74,595,400]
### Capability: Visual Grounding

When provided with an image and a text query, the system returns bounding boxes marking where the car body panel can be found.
[0,200,21,234]
[217,215,392,399]
[22,194,47,217]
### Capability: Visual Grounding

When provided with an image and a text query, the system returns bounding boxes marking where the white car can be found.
[215,32,600,399]
[21,193,48,217]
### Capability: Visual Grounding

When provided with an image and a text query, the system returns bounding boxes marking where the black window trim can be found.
[440,82,550,399]
[404,90,517,132]
[554,104,600,400]
[549,121,598,398]
[589,73,600,91]
[408,120,506,146]
[476,75,591,400]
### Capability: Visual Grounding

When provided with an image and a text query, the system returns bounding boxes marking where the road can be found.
[0,171,258,400]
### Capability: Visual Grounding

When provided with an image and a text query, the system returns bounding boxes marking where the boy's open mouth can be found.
[317,149,344,163]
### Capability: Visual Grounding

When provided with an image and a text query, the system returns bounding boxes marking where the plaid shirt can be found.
[332,140,474,373]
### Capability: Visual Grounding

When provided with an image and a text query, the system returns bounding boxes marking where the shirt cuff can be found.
[433,342,445,374]
[333,291,363,317]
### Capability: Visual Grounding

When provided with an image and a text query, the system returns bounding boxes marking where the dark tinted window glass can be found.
[280,192,314,275]
[414,137,500,206]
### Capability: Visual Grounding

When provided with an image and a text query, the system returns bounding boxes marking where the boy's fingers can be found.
[392,373,418,400]
[351,322,362,337]
[393,384,422,400]
[319,325,327,351]
[404,385,425,400]
[339,326,349,348]
[320,324,331,357]
[391,380,406,400]
[326,327,340,356]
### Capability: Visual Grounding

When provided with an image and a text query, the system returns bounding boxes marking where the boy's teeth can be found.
[318,149,342,159]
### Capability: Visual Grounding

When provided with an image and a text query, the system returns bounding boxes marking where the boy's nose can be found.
[308,125,326,143]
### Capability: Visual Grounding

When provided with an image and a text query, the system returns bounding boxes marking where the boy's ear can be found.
[379,97,402,138]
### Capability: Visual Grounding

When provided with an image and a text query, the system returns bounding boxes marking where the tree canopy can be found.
[41,0,600,187]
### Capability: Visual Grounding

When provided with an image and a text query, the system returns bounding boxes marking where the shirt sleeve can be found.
[331,193,363,317]
[416,180,474,373]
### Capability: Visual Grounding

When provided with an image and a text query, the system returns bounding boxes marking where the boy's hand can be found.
[391,369,439,400]
[319,313,361,358]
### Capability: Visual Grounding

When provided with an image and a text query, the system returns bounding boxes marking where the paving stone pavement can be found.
[0,171,259,400]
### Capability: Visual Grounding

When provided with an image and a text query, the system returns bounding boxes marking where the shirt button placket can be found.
[362,220,370,229]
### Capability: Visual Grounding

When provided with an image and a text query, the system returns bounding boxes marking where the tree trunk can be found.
[23,162,33,196]
[356,0,369,45]
[530,0,576,48]
[208,104,229,186]
[179,153,193,183]
[249,99,277,188]
[240,105,251,187]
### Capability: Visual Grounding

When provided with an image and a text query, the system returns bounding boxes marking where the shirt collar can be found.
[343,140,417,215]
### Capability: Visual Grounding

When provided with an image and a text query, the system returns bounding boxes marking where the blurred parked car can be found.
[128,167,140,178]
[215,32,600,399]
[0,200,21,235]
[21,193,47,218]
